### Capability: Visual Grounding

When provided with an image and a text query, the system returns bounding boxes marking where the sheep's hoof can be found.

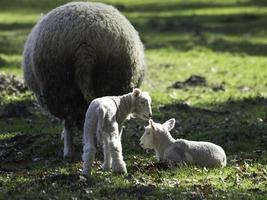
[63,152,74,161]
[63,146,74,160]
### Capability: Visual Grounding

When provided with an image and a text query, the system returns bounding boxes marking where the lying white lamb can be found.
[82,88,152,175]
[140,119,227,167]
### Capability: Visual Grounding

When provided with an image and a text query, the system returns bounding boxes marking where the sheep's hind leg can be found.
[102,137,112,171]
[109,133,127,174]
[63,120,75,159]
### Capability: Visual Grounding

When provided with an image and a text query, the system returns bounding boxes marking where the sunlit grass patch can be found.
[0,11,41,24]
[0,132,18,140]
[144,49,267,107]
[0,54,21,69]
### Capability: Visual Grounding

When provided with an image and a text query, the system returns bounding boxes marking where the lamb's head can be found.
[131,88,152,120]
[140,118,176,149]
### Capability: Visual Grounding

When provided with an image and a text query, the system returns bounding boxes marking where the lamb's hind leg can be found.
[82,123,96,175]
[109,131,127,174]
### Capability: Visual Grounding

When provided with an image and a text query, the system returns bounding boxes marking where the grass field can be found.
[0,0,267,199]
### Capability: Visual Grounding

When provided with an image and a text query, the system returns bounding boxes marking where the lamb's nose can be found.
[148,113,152,118]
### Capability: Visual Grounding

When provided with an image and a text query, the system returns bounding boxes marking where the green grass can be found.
[0,0,267,199]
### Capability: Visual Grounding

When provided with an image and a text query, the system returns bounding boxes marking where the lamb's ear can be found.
[149,119,156,131]
[132,88,141,97]
[163,118,175,131]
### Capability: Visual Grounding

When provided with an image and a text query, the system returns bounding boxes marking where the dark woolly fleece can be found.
[22,2,146,128]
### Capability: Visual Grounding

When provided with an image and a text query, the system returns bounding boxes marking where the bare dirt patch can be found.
[171,75,225,91]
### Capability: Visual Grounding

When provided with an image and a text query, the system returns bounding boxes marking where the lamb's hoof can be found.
[112,163,127,174]
[114,168,127,175]
[101,163,112,171]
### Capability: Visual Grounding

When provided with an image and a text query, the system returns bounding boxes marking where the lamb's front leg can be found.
[102,137,112,171]
[109,133,127,174]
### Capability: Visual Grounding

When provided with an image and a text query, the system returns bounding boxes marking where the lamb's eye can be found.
[146,132,150,135]
[141,101,146,105]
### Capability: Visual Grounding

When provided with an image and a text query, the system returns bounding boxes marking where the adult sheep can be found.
[22,2,146,158]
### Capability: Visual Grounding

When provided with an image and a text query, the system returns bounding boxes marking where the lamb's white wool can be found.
[140,119,227,167]
[82,88,152,175]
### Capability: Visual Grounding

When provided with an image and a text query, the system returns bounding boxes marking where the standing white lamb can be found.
[82,88,152,175]
[140,119,227,167]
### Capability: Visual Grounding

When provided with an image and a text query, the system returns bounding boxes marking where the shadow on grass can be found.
[0,0,267,56]
[1,1,267,56]
[151,96,267,156]
[0,96,266,173]
[0,28,28,55]
[133,12,267,56]
[116,0,267,12]
[0,133,64,172]
[4,171,267,199]
[0,0,70,10]
[0,22,35,31]
[122,96,267,166]
[0,96,266,199]
[2,0,267,12]
[111,185,267,200]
